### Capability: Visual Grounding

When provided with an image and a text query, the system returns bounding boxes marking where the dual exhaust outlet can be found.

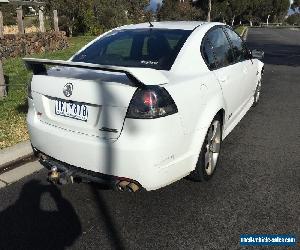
[115,180,140,193]
[48,166,140,193]
[48,166,74,185]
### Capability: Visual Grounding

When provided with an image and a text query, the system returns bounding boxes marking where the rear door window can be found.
[202,37,217,70]
[203,27,235,69]
[223,27,249,62]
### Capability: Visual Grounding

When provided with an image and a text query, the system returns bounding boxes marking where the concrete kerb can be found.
[0,140,42,188]
[0,140,34,171]
[0,161,42,187]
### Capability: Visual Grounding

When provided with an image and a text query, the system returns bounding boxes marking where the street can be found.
[0,28,299,249]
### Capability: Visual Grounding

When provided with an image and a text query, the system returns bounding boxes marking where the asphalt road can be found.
[0,28,299,250]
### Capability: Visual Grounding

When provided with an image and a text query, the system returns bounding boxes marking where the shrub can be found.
[286,13,300,25]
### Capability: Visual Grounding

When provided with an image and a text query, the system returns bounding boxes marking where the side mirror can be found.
[251,49,264,60]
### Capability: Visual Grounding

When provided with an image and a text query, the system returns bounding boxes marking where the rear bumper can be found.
[27,99,195,191]
[37,153,128,188]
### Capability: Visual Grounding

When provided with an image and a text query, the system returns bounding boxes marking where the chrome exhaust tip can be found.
[127,182,140,193]
[48,166,60,184]
[116,180,130,192]
[116,180,140,193]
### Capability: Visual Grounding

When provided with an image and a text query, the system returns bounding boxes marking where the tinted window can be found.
[205,28,234,69]
[224,27,249,62]
[106,36,133,57]
[202,38,217,69]
[72,29,192,70]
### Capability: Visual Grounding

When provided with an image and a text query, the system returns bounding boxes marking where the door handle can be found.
[219,76,228,83]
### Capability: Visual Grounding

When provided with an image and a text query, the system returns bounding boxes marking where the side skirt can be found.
[222,96,254,140]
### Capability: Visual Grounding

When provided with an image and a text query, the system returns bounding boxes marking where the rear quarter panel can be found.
[164,71,225,169]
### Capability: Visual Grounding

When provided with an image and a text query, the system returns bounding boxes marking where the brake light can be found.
[143,91,157,106]
[126,86,178,119]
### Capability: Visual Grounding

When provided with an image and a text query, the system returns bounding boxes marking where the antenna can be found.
[149,21,154,28]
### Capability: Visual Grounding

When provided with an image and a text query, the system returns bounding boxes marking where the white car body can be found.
[26,22,264,191]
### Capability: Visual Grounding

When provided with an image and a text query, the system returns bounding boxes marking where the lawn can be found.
[0,36,96,149]
[235,26,247,36]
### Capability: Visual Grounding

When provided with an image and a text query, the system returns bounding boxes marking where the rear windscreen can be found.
[72,29,192,70]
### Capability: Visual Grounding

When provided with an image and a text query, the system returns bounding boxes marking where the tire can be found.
[189,115,222,182]
[252,79,262,107]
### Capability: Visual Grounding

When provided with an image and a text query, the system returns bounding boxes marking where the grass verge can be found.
[235,26,247,36]
[0,36,96,149]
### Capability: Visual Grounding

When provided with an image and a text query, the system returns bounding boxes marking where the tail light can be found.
[126,86,178,119]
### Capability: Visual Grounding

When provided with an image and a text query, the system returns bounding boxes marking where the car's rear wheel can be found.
[189,116,222,182]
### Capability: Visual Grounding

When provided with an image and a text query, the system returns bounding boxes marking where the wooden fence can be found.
[0,61,6,98]
[0,1,59,98]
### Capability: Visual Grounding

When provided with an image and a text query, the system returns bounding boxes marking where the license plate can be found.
[55,100,88,122]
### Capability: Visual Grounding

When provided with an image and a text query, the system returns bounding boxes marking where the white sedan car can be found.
[25,21,264,192]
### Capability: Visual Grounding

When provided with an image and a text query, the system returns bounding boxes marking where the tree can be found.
[239,0,289,26]
[195,0,247,25]
[40,0,290,37]
[90,0,128,31]
[271,0,290,22]
[45,0,88,36]
[0,4,16,26]
[291,0,300,10]
[158,0,203,21]
[193,0,213,21]
[183,0,290,25]
[158,0,179,20]
[82,0,150,35]
[45,0,149,36]
[125,0,149,23]
[286,12,300,25]
[227,0,248,26]
[252,0,273,24]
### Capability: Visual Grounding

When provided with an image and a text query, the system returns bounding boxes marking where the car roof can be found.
[116,21,218,31]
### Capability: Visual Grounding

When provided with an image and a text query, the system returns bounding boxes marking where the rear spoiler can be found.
[23,58,169,86]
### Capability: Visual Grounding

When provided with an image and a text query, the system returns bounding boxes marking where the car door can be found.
[202,27,246,125]
[223,27,257,103]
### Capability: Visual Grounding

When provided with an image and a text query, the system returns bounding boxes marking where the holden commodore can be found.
[25,21,264,192]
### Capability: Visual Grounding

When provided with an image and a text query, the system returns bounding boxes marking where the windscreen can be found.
[72,29,192,70]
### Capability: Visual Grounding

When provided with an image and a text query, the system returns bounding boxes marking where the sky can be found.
[150,0,162,10]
